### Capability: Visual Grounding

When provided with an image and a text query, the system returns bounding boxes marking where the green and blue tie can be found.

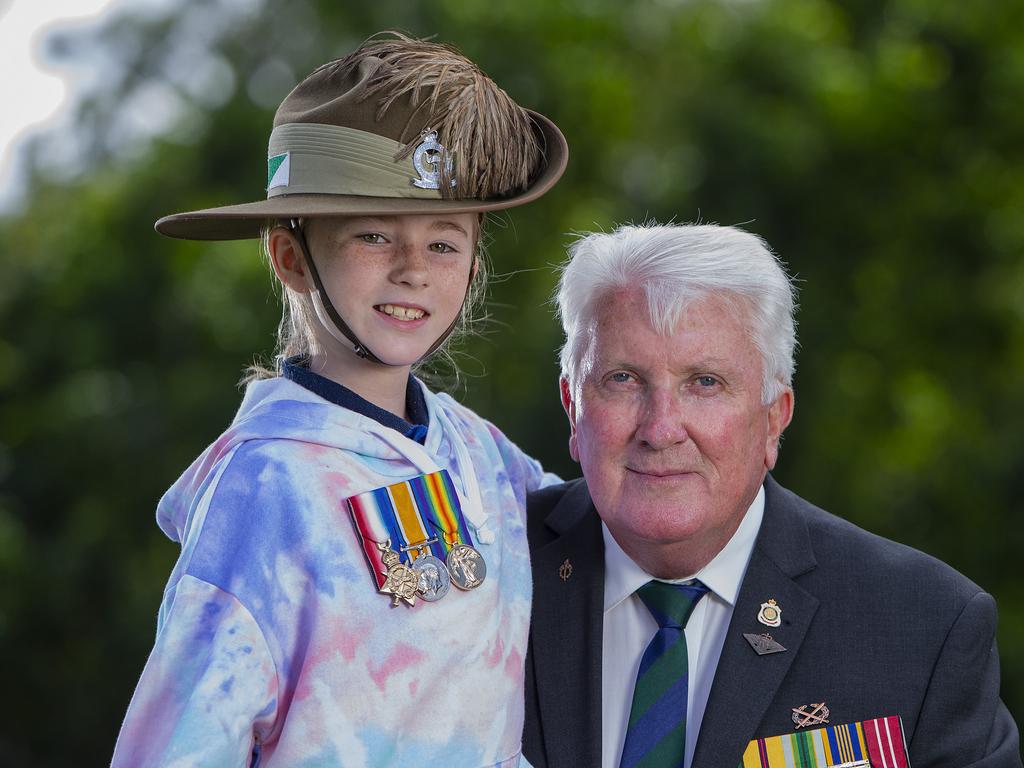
[618,580,710,768]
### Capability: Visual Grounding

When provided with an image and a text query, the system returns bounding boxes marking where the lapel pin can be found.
[792,702,830,729]
[558,558,573,581]
[757,598,782,627]
[743,632,787,656]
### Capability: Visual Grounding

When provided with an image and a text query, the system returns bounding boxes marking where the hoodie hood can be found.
[156,376,459,543]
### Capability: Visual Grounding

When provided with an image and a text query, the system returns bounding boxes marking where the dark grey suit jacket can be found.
[523,476,1021,767]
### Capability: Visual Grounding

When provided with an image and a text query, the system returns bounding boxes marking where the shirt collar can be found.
[281,356,430,441]
[603,484,765,613]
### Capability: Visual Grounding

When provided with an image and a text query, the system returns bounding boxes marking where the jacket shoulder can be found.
[526,478,587,546]
[768,479,985,609]
[527,478,584,511]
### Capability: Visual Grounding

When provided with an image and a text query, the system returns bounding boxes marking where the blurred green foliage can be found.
[1,0,1022,763]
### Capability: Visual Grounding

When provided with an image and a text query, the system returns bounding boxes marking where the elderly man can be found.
[522,224,1020,768]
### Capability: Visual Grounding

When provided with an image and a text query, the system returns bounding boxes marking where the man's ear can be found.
[764,387,794,471]
[268,227,311,294]
[560,376,580,463]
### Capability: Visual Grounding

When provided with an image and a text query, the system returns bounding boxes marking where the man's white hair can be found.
[556,223,797,404]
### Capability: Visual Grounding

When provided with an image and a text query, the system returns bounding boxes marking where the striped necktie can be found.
[618,580,710,768]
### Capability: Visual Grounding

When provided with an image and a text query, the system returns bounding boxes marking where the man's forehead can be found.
[596,288,749,327]
[591,293,750,343]
[580,293,761,375]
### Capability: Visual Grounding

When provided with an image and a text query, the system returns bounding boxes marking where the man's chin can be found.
[612,507,711,548]
[622,470,706,504]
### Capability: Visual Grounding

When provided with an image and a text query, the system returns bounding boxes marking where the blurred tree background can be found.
[1,0,1022,763]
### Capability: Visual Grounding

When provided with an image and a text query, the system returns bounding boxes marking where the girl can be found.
[112,33,567,767]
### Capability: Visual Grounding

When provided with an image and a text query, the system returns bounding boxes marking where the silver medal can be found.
[414,553,451,602]
[447,543,486,590]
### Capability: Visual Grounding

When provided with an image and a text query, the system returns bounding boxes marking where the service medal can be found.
[348,470,484,603]
[377,540,419,607]
[414,553,451,602]
[447,543,486,590]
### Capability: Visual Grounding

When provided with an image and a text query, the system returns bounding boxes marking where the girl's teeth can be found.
[378,304,425,320]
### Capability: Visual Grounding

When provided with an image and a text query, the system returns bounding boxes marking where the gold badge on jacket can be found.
[757,598,782,627]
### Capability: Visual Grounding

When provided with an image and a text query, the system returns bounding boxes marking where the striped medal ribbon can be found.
[347,470,487,607]
[739,715,909,768]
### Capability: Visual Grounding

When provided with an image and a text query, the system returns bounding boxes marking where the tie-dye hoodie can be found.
[112,376,557,767]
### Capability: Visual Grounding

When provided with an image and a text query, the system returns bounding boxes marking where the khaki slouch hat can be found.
[155,33,568,240]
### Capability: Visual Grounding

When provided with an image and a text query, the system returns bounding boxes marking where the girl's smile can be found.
[374,303,429,323]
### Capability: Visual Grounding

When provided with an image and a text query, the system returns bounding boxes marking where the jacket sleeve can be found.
[911,590,1022,767]
[111,574,279,767]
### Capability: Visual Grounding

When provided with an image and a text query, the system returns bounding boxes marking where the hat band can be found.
[266,123,446,200]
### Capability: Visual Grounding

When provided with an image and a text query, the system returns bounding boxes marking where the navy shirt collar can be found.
[282,357,429,443]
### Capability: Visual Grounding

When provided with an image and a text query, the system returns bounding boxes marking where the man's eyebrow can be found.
[430,220,471,238]
[591,356,737,373]
[686,357,734,370]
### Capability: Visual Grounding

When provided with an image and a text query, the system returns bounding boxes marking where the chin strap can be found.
[289,219,383,364]
[287,219,473,367]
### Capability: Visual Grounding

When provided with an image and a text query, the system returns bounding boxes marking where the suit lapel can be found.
[530,481,605,767]
[691,477,820,768]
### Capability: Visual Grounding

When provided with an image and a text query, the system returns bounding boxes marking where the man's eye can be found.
[429,242,455,254]
[609,371,634,383]
[696,375,719,387]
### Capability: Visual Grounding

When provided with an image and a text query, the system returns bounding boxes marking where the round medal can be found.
[446,543,487,590]
[414,554,451,602]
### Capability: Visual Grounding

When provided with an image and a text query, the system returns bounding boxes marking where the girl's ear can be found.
[268,227,310,294]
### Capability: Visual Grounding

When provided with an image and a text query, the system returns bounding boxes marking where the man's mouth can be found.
[627,468,693,478]
[375,304,427,321]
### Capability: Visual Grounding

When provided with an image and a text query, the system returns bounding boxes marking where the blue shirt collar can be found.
[281,357,429,443]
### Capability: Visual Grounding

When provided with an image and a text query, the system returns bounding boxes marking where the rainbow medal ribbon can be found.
[347,469,486,607]
[739,715,909,768]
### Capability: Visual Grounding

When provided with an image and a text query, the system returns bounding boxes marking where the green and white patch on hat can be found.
[267,152,290,191]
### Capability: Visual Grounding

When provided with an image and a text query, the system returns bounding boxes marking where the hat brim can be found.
[155,111,568,241]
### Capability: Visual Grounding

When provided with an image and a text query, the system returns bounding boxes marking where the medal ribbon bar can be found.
[348,470,476,590]
[739,715,908,768]
[411,470,475,556]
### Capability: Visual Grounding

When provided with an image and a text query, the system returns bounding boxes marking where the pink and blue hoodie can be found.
[112,376,557,767]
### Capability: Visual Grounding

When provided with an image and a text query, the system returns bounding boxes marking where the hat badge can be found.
[757,598,782,627]
[411,131,456,190]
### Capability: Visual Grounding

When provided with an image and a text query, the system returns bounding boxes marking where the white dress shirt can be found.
[601,486,765,768]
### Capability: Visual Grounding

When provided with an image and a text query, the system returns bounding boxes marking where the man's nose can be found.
[635,390,689,449]
[390,242,429,286]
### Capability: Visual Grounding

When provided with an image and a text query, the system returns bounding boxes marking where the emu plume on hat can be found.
[156,33,568,240]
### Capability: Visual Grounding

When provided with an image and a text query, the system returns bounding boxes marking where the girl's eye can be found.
[358,233,387,244]
[429,242,456,254]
